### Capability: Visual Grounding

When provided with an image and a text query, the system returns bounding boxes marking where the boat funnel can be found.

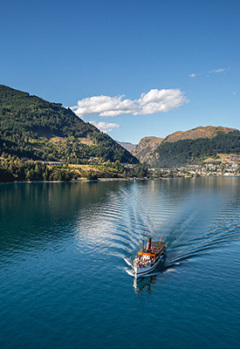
[146,237,151,250]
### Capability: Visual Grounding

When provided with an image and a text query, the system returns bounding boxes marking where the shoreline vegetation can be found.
[1,154,240,184]
[0,156,146,183]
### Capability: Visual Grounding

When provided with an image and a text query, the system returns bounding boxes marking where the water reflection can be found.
[0,181,129,255]
[133,274,157,293]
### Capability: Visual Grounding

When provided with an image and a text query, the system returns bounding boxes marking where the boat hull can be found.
[134,254,164,278]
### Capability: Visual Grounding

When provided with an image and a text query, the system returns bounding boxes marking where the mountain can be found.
[131,136,163,163]
[117,141,136,152]
[163,126,237,143]
[131,126,240,167]
[0,85,138,164]
[152,126,240,168]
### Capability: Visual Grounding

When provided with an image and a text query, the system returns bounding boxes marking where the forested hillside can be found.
[152,131,240,167]
[0,85,138,164]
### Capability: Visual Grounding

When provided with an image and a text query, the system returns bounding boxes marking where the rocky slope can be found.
[131,136,163,163]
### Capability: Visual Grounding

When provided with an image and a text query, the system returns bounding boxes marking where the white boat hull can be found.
[134,254,164,278]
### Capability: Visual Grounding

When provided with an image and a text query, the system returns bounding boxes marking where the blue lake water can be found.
[0,178,240,348]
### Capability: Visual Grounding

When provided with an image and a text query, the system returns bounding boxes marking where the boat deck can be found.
[140,241,165,255]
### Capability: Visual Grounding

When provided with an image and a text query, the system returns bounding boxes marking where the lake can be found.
[0,178,240,348]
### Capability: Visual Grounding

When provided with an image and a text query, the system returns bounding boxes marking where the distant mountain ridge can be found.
[117,141,136,152]
[0,85,138,164]
[132,126,240,167]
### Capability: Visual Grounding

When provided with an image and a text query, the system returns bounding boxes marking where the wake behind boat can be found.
[133,237,165,278]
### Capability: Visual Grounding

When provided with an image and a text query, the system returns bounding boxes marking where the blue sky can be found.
[1,0,240,143]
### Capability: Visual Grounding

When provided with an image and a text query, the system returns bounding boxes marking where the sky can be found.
[1,0,240,144]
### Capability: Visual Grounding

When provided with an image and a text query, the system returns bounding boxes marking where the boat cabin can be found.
[138,240,165,259]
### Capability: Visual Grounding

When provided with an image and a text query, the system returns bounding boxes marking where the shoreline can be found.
[1,174,240,185]
[0,177,156,185]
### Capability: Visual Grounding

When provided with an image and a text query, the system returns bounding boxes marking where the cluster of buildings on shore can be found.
[150,155,240,177]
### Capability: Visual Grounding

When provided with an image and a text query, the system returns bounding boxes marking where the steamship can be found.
[133,237,165,278]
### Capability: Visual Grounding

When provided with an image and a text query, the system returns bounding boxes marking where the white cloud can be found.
[71,88,188,118]
[189,73,196,78]
[72,95,137,117]
[89,121,120,133]
[138,89,187,114]
[209,68,225,74]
